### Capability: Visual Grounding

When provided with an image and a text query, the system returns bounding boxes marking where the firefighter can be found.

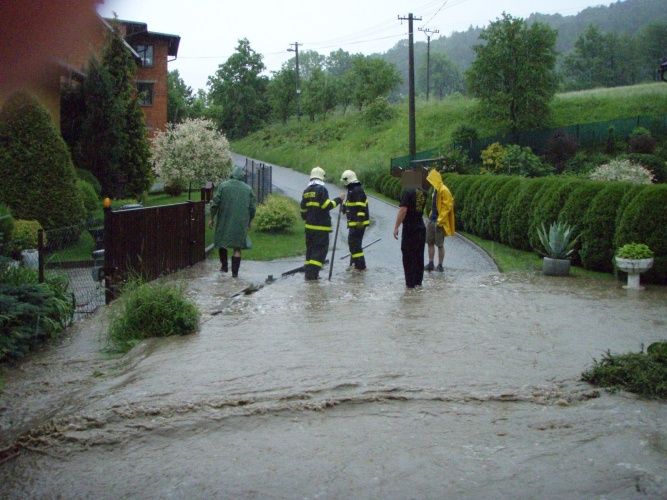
[300,166,344,280]
[340,169,369,270]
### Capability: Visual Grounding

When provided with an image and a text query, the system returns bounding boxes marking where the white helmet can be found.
[340,170,358,186]
[310,166,325,181]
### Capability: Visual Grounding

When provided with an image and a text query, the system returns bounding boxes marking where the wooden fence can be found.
[103,201,206,303]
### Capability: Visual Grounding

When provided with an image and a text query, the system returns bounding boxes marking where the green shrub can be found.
[439,147,473,174]
[473,176,513,238]
[579,183,627,272]
[0,204,15,254]
[108,280,200,353]
[487,177,523,241]
[582,348,667,399]
[589,159,654,184]
[164,178,185,196]
[76,168,102,196]
[618,153,667,183]
[536,221,578,259]
[446,175,477,224]
[450,125,479,153]
[481,143,505,173]
[254,195,298,233]
[614,184,644,230]
[614,185,667,284]
[459,177,486,232]
[500,178,541,250]
[545,130,578,173]
[628,126,657,154]
[558,182,606,265]
[10,219,44,254]
[77,180,99,220]
[563,151,609,175]
[0,92,85,236]
[502,145,553,177]
[616,243,653,259]
[0,269,73,361]
[528,178,582,251]
[362,97,397,127]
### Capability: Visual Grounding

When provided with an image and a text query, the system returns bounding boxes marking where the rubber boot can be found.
[231,256,241,278]
[219,248,228,272]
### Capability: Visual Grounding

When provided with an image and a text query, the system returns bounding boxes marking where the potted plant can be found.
[537,221,578,276]
[614,243,654,290]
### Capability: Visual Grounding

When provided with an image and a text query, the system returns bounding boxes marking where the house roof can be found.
[106,18,180,58]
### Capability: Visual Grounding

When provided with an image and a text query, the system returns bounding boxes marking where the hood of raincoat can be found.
[426,169,456,236]
[231,165,246,180]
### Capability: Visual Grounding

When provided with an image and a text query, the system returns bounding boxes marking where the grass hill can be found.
[232,83,667,182]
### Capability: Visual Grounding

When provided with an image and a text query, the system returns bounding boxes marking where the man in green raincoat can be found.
[209,165,256,278]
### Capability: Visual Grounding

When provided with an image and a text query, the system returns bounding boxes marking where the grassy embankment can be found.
[232,83,667,183]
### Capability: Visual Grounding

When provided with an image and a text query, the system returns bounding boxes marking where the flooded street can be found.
[1,160,666,498]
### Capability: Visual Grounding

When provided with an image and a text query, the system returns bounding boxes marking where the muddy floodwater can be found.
[1,257,666,499]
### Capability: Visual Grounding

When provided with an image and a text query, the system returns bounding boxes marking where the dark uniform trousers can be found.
[305,230,329,280]
[348,228,366,270]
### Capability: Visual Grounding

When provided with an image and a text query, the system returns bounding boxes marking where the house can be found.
[0,2,179,135]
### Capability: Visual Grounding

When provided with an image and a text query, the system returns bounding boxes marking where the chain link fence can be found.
[244,158,272,204]
[38,222,105,317]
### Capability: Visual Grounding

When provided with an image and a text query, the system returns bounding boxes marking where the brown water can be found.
[1,260,666,498]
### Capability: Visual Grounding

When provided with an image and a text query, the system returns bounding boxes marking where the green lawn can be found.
[232,82,667,183]
[211,218,306,261]
[462,232,615,281]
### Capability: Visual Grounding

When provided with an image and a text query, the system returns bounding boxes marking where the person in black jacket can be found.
[340,170,369,270]
[300,166,344,280]
[393,170,427,288]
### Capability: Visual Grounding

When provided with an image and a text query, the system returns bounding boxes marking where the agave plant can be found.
[537,221,578,260]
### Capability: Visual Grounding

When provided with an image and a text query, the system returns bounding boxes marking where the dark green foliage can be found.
[123,96,153,198]
[614,184,644,230]
[619,153,667,183]
[450,125,479,153]
[254,195,298,233]
[108,280,200,353]
[439,147,473,174]
[500,179,541,249]
[76,169,102,196]
[579,183,627,272]
[450,175,483,229]
[0,267,73,361]
[208,38,270,139]
[164,179,185,196]
[564,151,609,175]
[615,185,667,283]
[545,131,578,173]
[528,178,582,252]
[486,177,523,241]
[582,348,667,399]
[466,13,557,133]
[559,182,606,265]
[77,180,99,220]
[473,176,514,238]
[0,204,15,252]
[502,145,554,177]
[459,177,486,232]
[0,92,85,235]
[628,127,657,154]
[362,97,397,127]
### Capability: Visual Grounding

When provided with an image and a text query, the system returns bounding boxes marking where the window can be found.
[136,82,154,106]
[134,44,154,67]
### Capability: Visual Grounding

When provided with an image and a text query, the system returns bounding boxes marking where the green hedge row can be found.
[360,170,402,201]
[444,174,667,284]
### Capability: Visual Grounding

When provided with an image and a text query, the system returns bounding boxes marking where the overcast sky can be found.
[98,0,616,92]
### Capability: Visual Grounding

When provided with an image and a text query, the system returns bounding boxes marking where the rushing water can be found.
[1,257,666,498]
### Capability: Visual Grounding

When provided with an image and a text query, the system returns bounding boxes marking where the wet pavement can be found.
[1,160,666,499]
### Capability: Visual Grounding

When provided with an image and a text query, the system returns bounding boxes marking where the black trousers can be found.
[305,230,329,280]
[348,227,366,270]
[401,226,426,288]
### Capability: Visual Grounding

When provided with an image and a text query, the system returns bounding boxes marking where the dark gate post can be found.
[37,229,45,283]
[103,205,113,305]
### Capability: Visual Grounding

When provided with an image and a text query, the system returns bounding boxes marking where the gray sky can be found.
[99,0,616,92]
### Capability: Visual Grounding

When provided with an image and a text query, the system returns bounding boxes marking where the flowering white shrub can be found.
[588,159,654,185]
[151,118,232,186]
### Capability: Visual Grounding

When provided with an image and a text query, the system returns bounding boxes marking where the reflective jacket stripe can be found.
[322,199,338,210]
[305,202,320,207]
[345,201,368,207]
[305,223,332,232]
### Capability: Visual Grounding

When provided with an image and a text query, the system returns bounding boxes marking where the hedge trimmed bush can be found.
[0,92,85,235]
[10,220,44,254]
[528,178,583,252]
[254,195,298,233]
[447,175,478,225]
[579,183,627,272]
[487,177,522,241]
[558,182,606,265]
[459,177,487,232]
[76,168,102,196]
[500,179,540,250]
[473,176,514,239]
[615,185,667,284]
[77,180,100,221]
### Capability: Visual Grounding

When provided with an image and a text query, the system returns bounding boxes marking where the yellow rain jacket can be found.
[426,169,456,236]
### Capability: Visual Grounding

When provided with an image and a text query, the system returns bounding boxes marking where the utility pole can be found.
[287,42,301,121]
[398,13,421,159]
[418,27,439,101]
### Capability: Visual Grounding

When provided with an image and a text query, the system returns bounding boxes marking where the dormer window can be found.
[134,44,154,67]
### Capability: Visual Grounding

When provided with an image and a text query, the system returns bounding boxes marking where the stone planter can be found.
[542,257,571,276]
[21,249,39,269]
[614,257,653,290]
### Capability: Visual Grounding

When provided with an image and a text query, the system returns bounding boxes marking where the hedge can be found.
[501,179,541,250]
[474,176,514,239]
[528,178,583,252]
[580,183,628,272]
[460,177,487,232]
[488,177,523,242]
[615,185,667,284]
[559,182,606,265]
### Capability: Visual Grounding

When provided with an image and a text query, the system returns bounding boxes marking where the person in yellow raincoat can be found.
[425,169,455,272]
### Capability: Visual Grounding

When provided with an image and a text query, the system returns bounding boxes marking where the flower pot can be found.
[21,249,39,269]
[542,257,571,276]
[614,257,653,290]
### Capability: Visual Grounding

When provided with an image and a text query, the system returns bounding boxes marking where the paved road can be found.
[233,153,497,274]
